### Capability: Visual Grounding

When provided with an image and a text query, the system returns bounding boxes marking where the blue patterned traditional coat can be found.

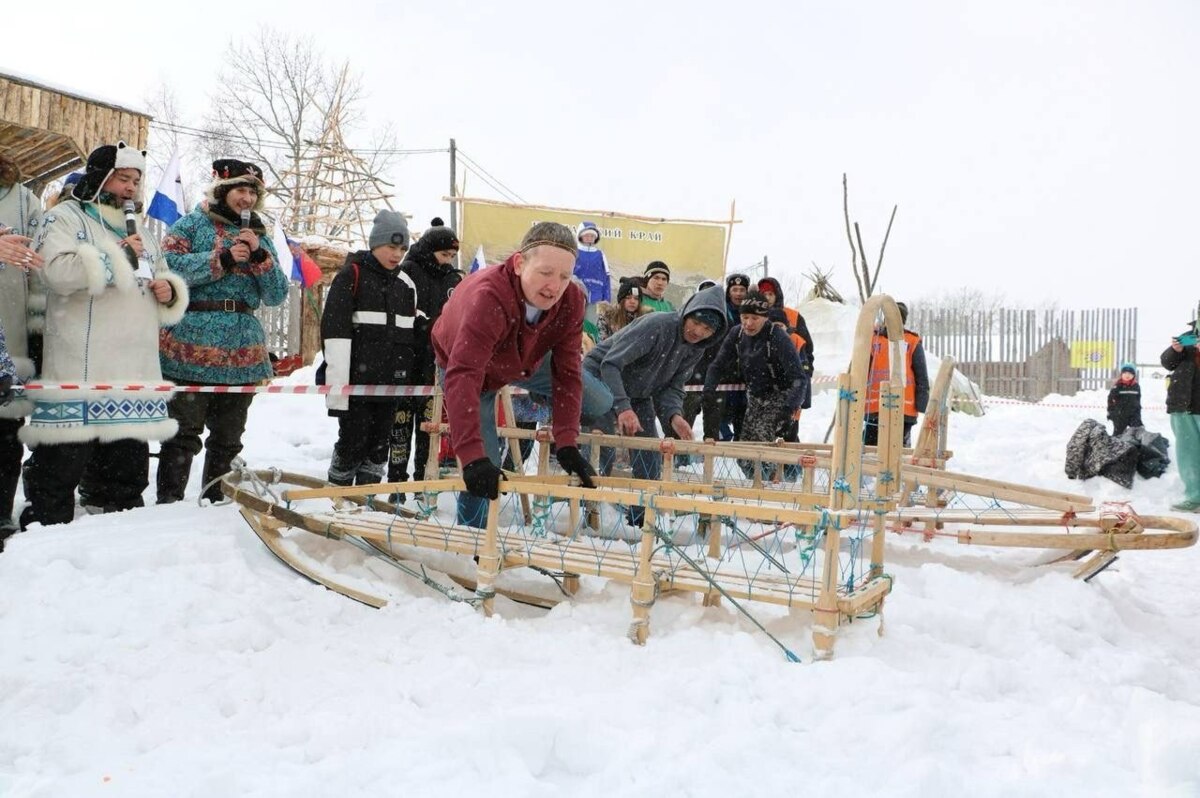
[159,203,288,384]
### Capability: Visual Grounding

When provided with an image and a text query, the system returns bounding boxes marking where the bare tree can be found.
[204,27,398,242]
[842,173,898,303]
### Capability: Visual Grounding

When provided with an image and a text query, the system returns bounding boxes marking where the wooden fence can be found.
[910,307,1138,401]
[255,283,305,356]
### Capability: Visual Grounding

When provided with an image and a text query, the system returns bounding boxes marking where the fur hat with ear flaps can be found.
[205,158,266,211]
[72,141,147,202]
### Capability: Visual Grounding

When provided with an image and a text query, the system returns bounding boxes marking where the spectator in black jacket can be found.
[387,218,462,490]
[1107,363,1143,436]
[716,274,751,440]
[319,210,420,486]
[1163,322,1200,511]
[703,292,808,479]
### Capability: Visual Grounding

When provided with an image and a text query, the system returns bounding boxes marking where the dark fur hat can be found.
[206,159,266,211]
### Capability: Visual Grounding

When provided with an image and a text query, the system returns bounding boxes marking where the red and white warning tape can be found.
[14,382,757,396]
[977,396,1167,412]
[14,376,1159,411]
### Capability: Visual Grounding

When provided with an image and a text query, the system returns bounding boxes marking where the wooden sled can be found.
[223,467,895,661]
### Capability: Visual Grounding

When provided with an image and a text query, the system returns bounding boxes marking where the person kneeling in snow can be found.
[20,142,187,529]
[432,222,612,528]
[584,283,727,525]
[319,211,420,487]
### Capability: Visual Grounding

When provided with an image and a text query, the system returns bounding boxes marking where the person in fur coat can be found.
[0,150,44,534]
[19,142,187,529]
[156,159,288,504]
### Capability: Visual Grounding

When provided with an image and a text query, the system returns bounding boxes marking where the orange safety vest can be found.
[781,306,808,352]
[865,329,921,416]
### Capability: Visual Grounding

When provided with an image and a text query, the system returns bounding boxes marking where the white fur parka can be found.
[22,200,188,446]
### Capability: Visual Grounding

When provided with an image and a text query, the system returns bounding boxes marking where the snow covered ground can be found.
[2,376,1198,797]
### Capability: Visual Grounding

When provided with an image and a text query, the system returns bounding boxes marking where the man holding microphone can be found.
[157,159,288,504]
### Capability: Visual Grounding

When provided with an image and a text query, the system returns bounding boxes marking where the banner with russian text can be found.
[459,199,729,307]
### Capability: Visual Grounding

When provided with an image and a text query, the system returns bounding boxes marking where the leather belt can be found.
[188,299,253,314]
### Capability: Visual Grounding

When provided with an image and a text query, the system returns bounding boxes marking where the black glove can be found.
[701,392,720,441]
[0,376,12,407]
[462,457,503,500]
[556,445,597,488]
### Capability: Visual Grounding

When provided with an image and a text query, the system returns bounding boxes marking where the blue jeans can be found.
[455,355,613,527]
[592,398,661,527]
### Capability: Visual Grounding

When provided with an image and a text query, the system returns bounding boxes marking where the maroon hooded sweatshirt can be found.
[431,253,585,464]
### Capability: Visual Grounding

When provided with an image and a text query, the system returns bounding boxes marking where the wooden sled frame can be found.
[228,295,1196,659]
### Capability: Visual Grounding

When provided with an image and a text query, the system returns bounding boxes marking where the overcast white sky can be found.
[5,0,1195,360]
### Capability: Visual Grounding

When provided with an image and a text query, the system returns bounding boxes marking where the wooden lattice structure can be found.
[0,73,150,192]
[276,67,393,248]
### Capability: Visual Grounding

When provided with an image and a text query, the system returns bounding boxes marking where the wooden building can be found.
[0,72,150,191]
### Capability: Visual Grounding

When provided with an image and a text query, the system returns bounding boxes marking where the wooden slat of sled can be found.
[903,465,1094,511]
[283,479,463,501]
[240,508,388,609]
[355,537,562,610]
[308,511,843,608]
[955,529,1193,551]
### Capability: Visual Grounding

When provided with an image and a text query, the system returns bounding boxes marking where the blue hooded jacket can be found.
[572,221,610,303]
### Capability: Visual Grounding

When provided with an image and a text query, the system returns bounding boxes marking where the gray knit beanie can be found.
[369,210,410,250]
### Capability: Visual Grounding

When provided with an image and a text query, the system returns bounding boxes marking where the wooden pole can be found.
[629,504,658,645]
[499,388,532,523]
[723,199,736,273]
[873,381,900,579]
[476,491,502,617]
[701,443,722,608]
[423,387,444,486]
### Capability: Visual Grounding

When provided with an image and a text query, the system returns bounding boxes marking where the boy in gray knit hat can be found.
[318,209,420,486]
[368,210,409,250]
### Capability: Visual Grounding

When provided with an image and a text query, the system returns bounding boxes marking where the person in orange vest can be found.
[864,301,929,447]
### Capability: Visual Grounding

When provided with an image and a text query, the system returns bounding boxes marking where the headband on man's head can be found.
[520,239,577,255]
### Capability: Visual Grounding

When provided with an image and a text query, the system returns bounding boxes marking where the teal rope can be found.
[653,527,801,663]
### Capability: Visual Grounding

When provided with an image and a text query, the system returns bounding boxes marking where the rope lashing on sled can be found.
[653,524,801,663]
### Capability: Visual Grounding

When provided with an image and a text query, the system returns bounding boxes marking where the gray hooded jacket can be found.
[584,284,728,422]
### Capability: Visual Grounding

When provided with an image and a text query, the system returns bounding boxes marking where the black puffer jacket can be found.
[1106,380,1143,431]
[402,244,462,385]
[318,251,419,414]
[1162,332,1200,415]
[704,323,807,408]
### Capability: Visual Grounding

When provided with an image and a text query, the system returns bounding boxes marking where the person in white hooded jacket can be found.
[0,149,44,536]
[19,142,187,530]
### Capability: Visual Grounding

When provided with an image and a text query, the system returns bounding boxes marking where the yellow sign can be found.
[1069,340,1115,369]
[459,199,728,306]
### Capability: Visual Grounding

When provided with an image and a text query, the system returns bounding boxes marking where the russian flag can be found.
[146,149,184,226]
[469,244,488,274]
[271,218,321,288]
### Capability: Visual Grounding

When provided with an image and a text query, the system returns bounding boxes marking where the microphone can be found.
[122,201,139,267]
[240,209,252,229]
[123,201,138,236]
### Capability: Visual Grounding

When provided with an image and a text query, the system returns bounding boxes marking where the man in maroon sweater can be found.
[432,222,612,526]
